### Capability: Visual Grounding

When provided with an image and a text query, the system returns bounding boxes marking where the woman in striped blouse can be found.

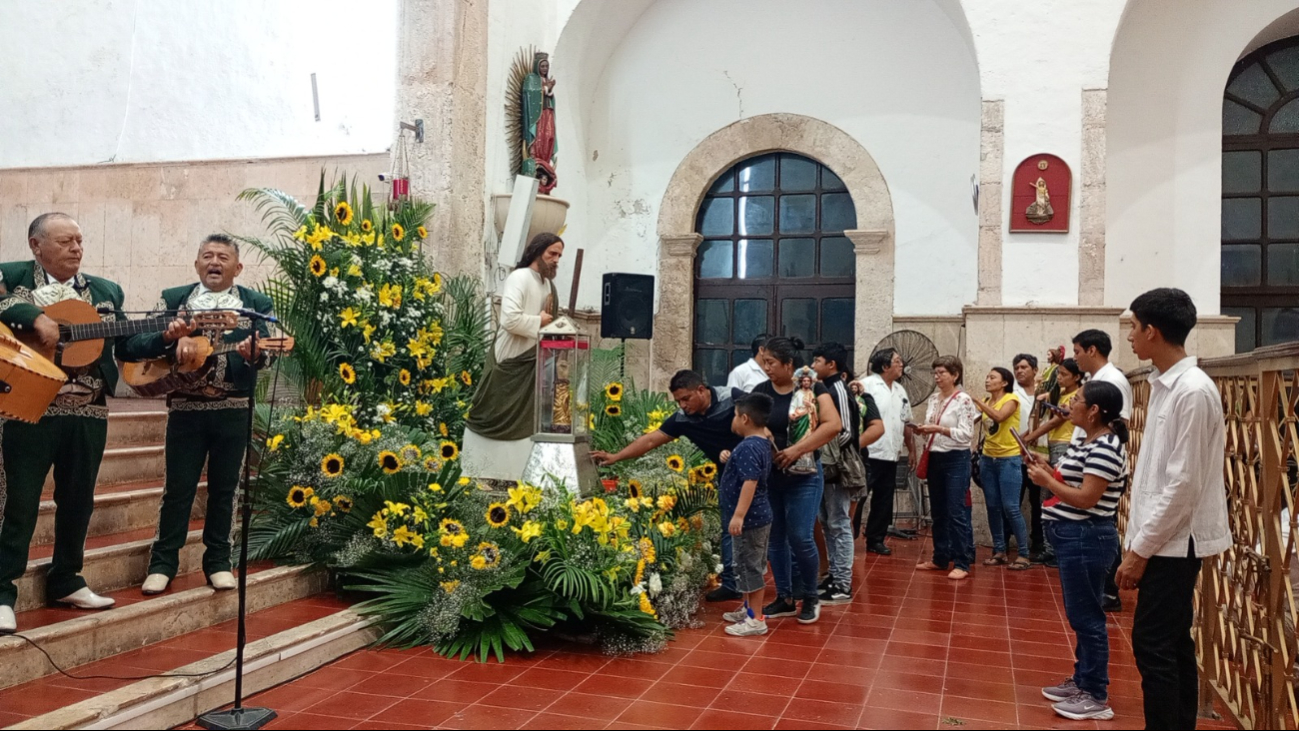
[1026,380,1129,722]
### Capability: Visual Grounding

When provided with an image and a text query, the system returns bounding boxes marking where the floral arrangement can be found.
[240,179,718,661]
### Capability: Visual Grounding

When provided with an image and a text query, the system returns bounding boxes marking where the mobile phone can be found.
[1011,428,1032,458]
[1042,401,1070,418]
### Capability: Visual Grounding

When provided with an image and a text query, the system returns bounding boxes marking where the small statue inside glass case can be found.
[526,317,597,495]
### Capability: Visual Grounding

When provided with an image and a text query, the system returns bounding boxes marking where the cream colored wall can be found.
[0,154,389,313]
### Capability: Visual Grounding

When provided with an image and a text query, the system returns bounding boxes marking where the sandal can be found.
[1008,558,1032,571]
[948,568,969,581]
[915,561,943,571]
[982,553,1008,566]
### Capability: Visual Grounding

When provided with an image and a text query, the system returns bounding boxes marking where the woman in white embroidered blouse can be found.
[913,356,979,580]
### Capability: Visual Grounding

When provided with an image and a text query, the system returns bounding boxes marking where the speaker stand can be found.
[619,339,626,379]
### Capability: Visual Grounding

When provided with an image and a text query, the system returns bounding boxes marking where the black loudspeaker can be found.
[601,273,655,340]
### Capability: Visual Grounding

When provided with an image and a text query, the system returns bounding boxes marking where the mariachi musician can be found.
[0,213,184,633]
[121,234,274,596]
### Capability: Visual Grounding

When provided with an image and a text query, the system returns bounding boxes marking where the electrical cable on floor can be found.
[5,335,291,687]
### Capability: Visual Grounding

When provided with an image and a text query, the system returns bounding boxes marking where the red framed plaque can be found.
[1010,154,1071,233]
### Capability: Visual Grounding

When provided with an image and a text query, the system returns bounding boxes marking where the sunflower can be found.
[628,479,643,500]
[400,444,421,462]
[309,255,327,277]
[701,462,718,480]
[334,201,354,226]
[423,455,441,472]
[287,485,313,509]
[439,518,469,548]
[321,453,345,478]
[604,382,624,402]
[333,495,353,513]
[471,542,501,570]
[361,219,373,233]
[399,369,412,386]
[417,225,428,239]
[666,455,685,472]
[338,362,356,384]
[439,441,459,461]
[378,451,403,474]
[485,502,511,528]
[391,223,405,241]
[605,404,622,417]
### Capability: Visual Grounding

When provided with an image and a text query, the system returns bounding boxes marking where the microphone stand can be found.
[198,313,276,731]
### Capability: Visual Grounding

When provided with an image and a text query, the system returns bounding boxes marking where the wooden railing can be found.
[1124,342,1299,730]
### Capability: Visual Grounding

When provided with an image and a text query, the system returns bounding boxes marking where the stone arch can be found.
[653,113,895,384]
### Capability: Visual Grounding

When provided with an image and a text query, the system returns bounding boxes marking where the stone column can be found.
[394,0,488,278]
[977,100,1005,306]
[653,233,702,387]
[1078,89,1108,307]
[845,228,893,372]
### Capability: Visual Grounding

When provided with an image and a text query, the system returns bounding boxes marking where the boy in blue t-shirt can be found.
[718,393,775,637]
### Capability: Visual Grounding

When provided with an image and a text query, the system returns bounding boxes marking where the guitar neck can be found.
[64,316,173,343]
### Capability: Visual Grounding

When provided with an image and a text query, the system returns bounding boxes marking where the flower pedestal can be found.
[521,317,598,497]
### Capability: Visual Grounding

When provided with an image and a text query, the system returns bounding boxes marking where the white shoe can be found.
[141,574,171,595]
[0,605,15,634]
[722,608,749,624]
[56,587,115,610]
[724,617,768,637]
[208,572,236,591]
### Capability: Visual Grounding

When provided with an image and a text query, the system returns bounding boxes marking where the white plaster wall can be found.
[962,0,1127,307]
[1106,0,1299,315]
[552,0,981,315]
[0,0,398,168]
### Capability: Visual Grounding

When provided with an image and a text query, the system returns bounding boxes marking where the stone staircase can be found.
[0,401,376,730]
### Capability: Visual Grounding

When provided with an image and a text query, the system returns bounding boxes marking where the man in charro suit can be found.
[120,234,274,596]
[0,212,180,633]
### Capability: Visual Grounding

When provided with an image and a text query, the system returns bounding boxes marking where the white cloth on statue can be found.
[461,428,535,482]
[495,267,549,362]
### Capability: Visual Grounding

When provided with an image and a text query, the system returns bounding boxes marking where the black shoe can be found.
[1029,551,1048,565]
[818,583,852,605]
[817,575,833,592]
[867,541,892,556]
[763,596,799,619]
[1102,594,1122,613]
[797,598,822,624]
[706,586,742,603]
[1045,554,1059,569]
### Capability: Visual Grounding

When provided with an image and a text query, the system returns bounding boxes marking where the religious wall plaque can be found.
[1010,154,1071,233]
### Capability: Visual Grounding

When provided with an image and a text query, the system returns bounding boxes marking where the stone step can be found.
[104,410,168,448]
[0,565,327,691]
[16,525,206,613]
[41,444,166,492]
[8,609,376,730]
[33,481,209,547]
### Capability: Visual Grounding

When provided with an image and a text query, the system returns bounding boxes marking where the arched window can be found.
[693,152,857,384]
[1223,37,1299,352]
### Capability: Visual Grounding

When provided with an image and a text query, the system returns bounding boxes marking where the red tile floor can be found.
[184,536,1244,731]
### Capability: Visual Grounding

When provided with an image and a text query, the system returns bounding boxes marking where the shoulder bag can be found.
[915,391,960,480]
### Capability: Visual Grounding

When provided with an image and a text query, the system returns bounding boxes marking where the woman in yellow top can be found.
[973,367,1031,569]
[1024,358,1084,467]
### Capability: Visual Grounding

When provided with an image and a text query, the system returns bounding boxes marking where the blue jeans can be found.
[1048,519,1120,701]
[768,465,824,602]
[980,454,1028,555]
[928,449,973,571]
[818,481,855,588]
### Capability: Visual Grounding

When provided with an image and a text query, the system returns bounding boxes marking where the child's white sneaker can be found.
[724,617,768,636]
[722,608,749,624]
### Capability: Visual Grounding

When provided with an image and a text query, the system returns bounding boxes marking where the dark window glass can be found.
[1222,38,1299,352]
[695,153,858,368]
[697,240,733,279]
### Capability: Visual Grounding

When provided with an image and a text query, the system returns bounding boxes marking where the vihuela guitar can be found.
[122,335,294,398]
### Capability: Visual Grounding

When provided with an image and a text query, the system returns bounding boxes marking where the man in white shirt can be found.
[856,348,911,555]
[1011,353,1048,563]
[726,335,769,392]
[1116,288,1229,731]
[462,233,562,480]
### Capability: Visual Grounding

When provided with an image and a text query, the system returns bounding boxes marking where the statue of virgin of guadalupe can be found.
[521,52,558,193]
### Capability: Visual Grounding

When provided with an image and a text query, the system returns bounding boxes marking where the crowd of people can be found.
[595,287,1230,728]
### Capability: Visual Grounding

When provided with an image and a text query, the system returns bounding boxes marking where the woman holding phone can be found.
[1025,380,1128,721]
[973,367,1030,569]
